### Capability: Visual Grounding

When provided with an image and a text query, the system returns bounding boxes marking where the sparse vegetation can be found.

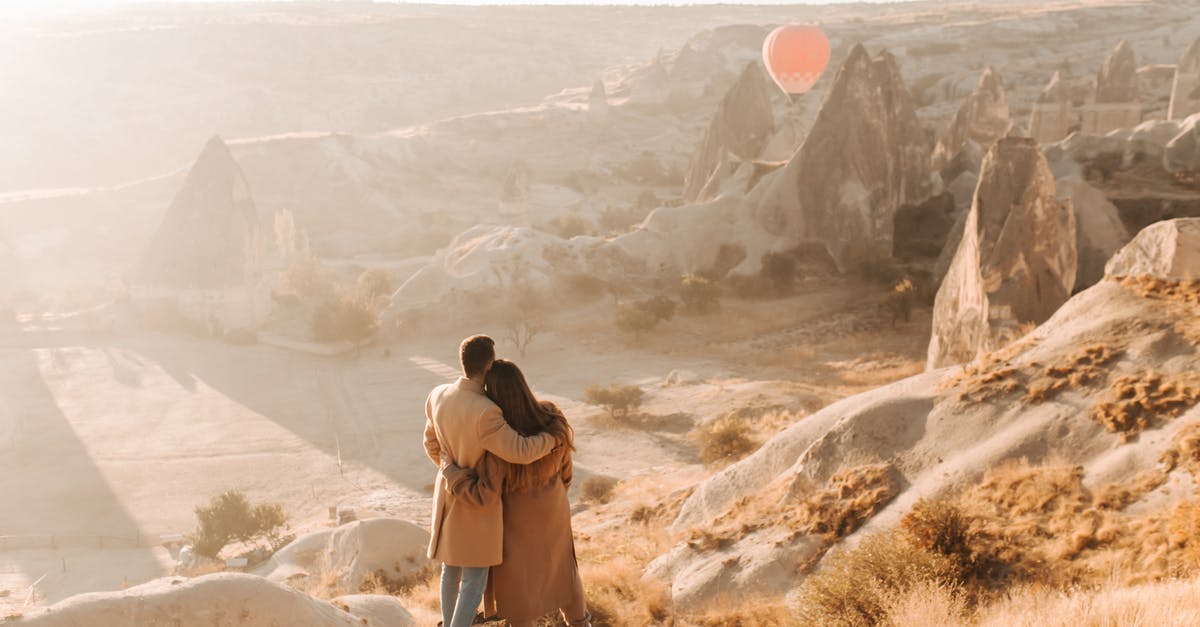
[798,464,899,539]
[585,383,644,421]
[187,490,286,560]
[311,291,377,344]
[696,413,758,466]
[354,268,393,309]
[679,274,720,314]
[280,253,334,303]
[1090,371,1200,441]
[613,296,674,339]
[580,476,618,504]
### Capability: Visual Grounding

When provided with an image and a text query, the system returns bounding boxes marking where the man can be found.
[424,334,556,627]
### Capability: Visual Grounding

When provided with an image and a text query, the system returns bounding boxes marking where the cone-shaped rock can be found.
[931,66,1010,171]
[1169,39,1200,121]
[928,138,1077,369]
[682,62,775,202]
[1029,71,1072,144]
[1164,113,1200,176]
[752,44,931,272]
[1083,40,1142,134]
[134,136,263,291]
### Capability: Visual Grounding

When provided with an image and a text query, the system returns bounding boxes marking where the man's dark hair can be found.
[460,335,496,379]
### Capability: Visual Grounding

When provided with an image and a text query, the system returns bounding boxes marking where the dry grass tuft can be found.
[580,476,619,504]
[1090,371,1200,441]
[797,464,900,539]
[945,344,1123,407]
[1114,275,1200,306]
[695,413,760,467]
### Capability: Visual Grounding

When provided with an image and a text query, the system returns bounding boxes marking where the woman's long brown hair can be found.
[485,360,574,491]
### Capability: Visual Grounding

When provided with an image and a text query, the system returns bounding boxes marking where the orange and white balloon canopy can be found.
[761,24,831,95]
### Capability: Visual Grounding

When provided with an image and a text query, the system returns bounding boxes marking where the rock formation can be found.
[751,44,932,272]
[1060,179,1130,291]
[1082,40,1142,135]
[1029,71,1072,144]
[928,138,1077,369]
[931,66,1011,172]
[19,573,402,626]
[1168,38,1200,121]
[588,79,609,122]
[1164,113,1200,177]
[133,136,263,292]
[682,62,775,202]
[131,136,267,330]
[1105,217,1200,280]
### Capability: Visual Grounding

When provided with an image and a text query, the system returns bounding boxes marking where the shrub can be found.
[354,269,393,309]
[611,295,676,326]
[585,383,644,421]
[697,414,758,466]
[760,251,797,293]
[281,254,333,302]
[187,490,287,559]
[795,532,961,626]
[882,278,917,326]
[580,476,618,504]
[548,213,592,239]
[680,274,720,314]
[311,292,377,343]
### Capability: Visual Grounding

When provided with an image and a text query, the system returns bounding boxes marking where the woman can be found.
[440,360,591,627]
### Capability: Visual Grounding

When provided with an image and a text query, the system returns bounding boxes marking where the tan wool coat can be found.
[423,377,556,567]
[444,409,581,622]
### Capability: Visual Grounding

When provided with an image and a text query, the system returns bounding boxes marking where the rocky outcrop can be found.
[1164,113,1200,177]
[1082,40,1142,135]
[19,573,382,626]
[133,136,264,290]
[1105,218,1200,280]
[1060,179,1130,291]
[751,44,932,272]
[682,62,775,202]
[928,138,1077,369]
[932,66,1011,172]
[1029,71,1072,144]
[588,79,609,122]
[1168,38,1200,121]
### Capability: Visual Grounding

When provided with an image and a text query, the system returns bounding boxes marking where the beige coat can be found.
[444,407,582,622]
[423,377,556,567]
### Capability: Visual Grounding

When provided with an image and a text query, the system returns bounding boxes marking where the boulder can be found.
[928,137,1077,369]
[750,44,932,272]
[931,66,1011,171]
[1168,37,1200,121]
[332,594,417,627]
[1105,218,1200,280]
[682,62,775,202]
[19,573,370,627]
[1164,113,1200,176]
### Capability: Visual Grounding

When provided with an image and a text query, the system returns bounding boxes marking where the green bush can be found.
[585,384,645,421]
[188,490,287,559]
[680,274,720,314]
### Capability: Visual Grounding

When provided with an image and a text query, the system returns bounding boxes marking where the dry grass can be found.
[970,576,1200,627]
[580,476,619,504]
[1090,371,1200,442]
[695,413,759,467]
[797,464,900,539]
[1114,275,1200,306]
[944,344,1122,406]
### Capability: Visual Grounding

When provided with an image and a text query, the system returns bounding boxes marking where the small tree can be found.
[642,295,677,322]
[680,274,720,314]
[188,490,287,559]
[760,251,797,294]
[585,383,645,421]
[500,284,544,359]
[281,253,333,303]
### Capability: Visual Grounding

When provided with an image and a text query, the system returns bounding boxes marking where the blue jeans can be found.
[441,564,488,627]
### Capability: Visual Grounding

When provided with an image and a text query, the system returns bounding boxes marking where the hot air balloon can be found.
[762,24,831,97]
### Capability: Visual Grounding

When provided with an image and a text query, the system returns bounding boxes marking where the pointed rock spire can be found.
[932,66,1011,171]
[1029,71,1072,144]
[682,61,775,202]
[1169,37,1200,121]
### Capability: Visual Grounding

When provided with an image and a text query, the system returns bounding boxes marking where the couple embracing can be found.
[423,335,591,627]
